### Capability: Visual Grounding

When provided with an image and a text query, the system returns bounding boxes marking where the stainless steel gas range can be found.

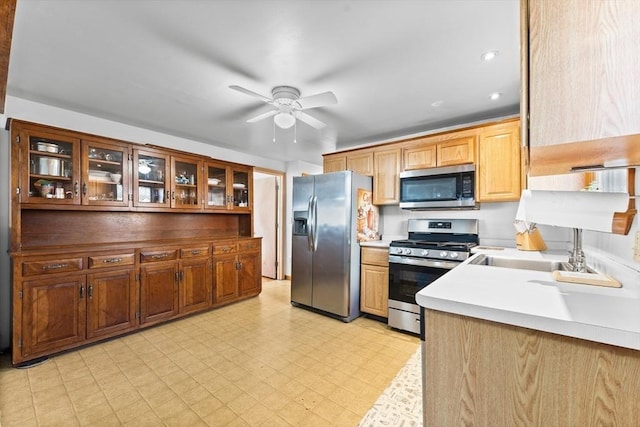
[388,218,479,334]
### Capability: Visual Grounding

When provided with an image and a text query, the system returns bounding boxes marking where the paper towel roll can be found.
[515,190,629,232]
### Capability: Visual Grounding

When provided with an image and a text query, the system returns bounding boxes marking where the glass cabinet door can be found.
[23,131,80,204]
[133,150,170,208]
[82,140,130,206]
[232,168,250,210]
[205,162,228,210]
[172,157,202,209]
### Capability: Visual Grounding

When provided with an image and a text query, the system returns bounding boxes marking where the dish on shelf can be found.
[36,141,59,153]
[208,178,221,185]
[233,183,246,189]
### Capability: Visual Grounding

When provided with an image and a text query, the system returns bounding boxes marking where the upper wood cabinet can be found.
[477,121,522,202]
[82,138,131,207]
[403,132,476,171]
[323,154,347,173]
[347,150,374,176]
[527,0,640,175]
[373,147,401,205]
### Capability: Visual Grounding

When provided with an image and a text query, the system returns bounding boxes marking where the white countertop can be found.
[416,247,640,350]
[359,240,391,248]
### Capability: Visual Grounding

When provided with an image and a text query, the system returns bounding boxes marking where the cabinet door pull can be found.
[190,250,201,255]
[88,284,93,299]
[151,254,167,260]
[80,285,85,299]
[42,263,69,270]
[82,183,87,196]
[102,258,122,264]
[180,271,184,281]
[175,272,180,282]
[74,182,79,196]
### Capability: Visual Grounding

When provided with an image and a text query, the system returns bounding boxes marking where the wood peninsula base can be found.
[423,310,640,426]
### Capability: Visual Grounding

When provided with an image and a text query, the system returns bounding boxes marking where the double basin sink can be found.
[468,254,593,273]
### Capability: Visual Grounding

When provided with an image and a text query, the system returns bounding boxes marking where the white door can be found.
[253,174,278,279]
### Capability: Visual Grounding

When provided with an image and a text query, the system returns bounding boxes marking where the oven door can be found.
[388,255,458,304]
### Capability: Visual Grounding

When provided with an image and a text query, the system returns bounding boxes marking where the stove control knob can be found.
[450,252,459,259]
[403,248,412,255]
[421,250,429,256]
[395,248,404,254]
[439,251,448,258]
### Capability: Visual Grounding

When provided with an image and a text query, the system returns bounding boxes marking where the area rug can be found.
[358,345,423,426]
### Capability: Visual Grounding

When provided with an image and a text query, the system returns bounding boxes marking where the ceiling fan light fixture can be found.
[274,112,296,129]
[481,50,499,61]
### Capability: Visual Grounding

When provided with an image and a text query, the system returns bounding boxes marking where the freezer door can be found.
[312,172,351,317]
[291,175,315,306]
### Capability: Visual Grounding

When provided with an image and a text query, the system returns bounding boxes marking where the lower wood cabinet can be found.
[86,268,137,339]
[213,239,262,305]
[21,275,87,359]
[12,237,261,366]
[360,246,389,318]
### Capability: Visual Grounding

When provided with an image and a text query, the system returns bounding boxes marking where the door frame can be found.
[253,168,285,280]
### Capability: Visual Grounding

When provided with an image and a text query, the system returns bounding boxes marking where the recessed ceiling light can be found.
[481,50,499,61]
[431,100,444,107]
[489,92,502,100]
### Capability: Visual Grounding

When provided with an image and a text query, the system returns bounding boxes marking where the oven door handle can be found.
[389,255,459,270]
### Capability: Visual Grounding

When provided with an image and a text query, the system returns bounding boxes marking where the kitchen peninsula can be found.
[417,248,640,426]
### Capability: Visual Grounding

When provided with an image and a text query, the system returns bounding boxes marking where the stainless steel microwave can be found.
[399,164,476,210]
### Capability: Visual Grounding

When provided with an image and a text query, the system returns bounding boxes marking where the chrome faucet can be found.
[568,228,587,272]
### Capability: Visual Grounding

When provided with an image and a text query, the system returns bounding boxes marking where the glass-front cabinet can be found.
[20,129,80,205]
[133,149,170,208]
[82,139,130,207]
[171,156,203,209]
[205,161,251,211]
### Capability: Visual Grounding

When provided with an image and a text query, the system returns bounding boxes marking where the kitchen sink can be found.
[468,254,588,273]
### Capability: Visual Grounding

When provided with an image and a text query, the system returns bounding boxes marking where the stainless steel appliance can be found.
[399,164,475,210]
[388,218,478,334]
[291,171,373,322]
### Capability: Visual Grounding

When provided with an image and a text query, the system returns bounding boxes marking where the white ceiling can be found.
[8,0,520,166]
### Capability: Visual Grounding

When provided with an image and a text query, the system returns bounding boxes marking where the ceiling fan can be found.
[229,85,337,129]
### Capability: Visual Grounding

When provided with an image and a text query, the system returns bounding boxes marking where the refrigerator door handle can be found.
[311,195,318,251]
[307,195,314,251]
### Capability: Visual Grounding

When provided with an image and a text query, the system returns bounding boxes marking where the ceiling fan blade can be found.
[294,111,327,129]
[229,85,272,103]
[246,109,278,123]
[296,91,338,110]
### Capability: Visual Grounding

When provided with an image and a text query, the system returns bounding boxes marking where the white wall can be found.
[380,202,571,251]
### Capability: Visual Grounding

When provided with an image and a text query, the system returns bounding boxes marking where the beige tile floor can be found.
[0,279,419,426]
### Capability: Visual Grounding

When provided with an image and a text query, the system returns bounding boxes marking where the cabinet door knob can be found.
[80,285,85,299]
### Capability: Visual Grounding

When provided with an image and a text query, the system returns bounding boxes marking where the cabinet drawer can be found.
[88,253,135,269]
[238,240,260,252]
[140,250,178,263]
[213,241,237,255]
[361,247,389,266]
[22,257,84,276]
[180,246,211,259]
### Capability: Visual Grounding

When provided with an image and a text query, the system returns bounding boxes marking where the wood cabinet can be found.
[526,0,640,175]
[86,267,137,339]
[213,238,262,305]
[424,309,640,426]
[373,147,401,205]
[323,154,347,173]
[21,275,86,359]
[403,132,476,171]
[9,119,262,366]
[360,246,389,318]
[346,150,374,176]
[205,161,252,211]
[178,246,212,314]
[477,120,522,202]
[139,250,179,325]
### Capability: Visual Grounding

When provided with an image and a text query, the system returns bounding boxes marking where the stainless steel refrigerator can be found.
[291,171,373,322]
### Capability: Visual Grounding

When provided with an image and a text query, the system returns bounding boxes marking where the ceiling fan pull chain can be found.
[294,121,297,144]
[272,119,276,143]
